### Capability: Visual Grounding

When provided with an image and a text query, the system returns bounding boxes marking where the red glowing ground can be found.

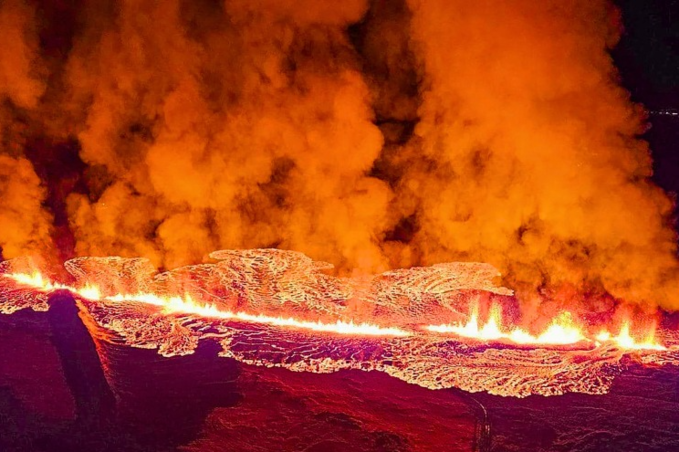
[2,249,679,399]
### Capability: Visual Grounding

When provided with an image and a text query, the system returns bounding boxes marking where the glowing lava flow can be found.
[427,302,666,350]
[6,272,103,300]
[595,322,666,351]
[0,272,667,348]
[4,251,679,399]
[2,272,410,337]
[107,291,411,337]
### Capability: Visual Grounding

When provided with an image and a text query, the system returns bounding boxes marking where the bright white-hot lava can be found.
[427,301,666,350]
[594,322,666,351]
[1,271,668,349]
[2,272,410,337]
[109,291,411,337]
[3,250,679,398]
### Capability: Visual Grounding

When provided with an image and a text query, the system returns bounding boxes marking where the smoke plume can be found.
[63,0,392,273]
[1,0,678,311]
[0,0,52,259]
[398,0,679,310]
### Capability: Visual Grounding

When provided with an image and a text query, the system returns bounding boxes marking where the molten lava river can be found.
[1,249,678,397]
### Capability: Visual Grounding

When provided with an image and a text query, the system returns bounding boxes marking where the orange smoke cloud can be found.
[0,0,677,313]
[0,155,52,258]
[0,0,52,259]
[395,0,679,310]
[63,0,392,273]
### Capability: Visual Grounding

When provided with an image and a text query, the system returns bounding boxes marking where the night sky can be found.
[615,0,679,197]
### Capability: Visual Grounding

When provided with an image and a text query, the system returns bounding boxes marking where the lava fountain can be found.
[1,249,678,398]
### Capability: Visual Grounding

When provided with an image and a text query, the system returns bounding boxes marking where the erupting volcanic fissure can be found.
[2,249,679,397]
[428,301,666,350]
[4,270,412,338]
[2,0,679,400]
[1,0,679,316]
[2,263,667,349]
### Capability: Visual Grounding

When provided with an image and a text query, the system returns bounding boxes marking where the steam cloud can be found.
[0,0,677,311]
[0,0,52,259]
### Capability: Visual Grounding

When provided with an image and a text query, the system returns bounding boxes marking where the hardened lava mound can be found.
[2,249,679,397]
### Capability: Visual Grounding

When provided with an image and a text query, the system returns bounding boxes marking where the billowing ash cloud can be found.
[399,0,679,310]
[0,0,52,259]
[0,0,677,310]
[62,0,391,273]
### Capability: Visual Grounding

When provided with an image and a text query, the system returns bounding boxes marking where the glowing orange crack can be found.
[594,322,666,351]
[1,272,668,348]
[427,301,666,350]
[2,272,410,337]
[427,307,586,346]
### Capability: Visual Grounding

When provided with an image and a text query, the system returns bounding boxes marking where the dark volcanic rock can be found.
[475,359,679,452]
[0,306,75,420]
[46,294,116,424]
[2,292,679,452]
[0,305,75,452]
[181,366,479,452]
[92,338,241,449]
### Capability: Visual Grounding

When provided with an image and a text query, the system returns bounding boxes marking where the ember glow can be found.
[427,301,665,350]
[2,268,666,349]
[1,250,679,398]
[2,272,410,338]
[0,1,679,435]
[595,322,666,351]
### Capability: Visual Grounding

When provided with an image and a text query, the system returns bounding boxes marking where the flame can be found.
[2,272,410,337]
[596,321,665,351]
[427,303,585,345]
[427,301,666,350]
[108,292,411,337]
[2,272,668,349]
[6,272,103,300]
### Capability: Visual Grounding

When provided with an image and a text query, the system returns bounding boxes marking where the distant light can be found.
[650,109,679,117]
